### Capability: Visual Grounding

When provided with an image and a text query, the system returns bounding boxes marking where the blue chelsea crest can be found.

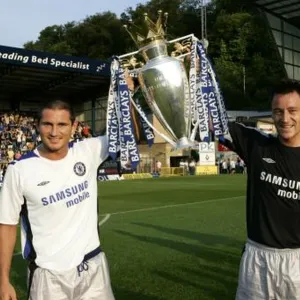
[74,162,86,176]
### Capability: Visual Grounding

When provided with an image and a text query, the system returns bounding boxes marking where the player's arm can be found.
[0,164,24,300]
[0,224,17,300]
[85,134,109,167]
[219,122,260,165]
[0,224,17,277]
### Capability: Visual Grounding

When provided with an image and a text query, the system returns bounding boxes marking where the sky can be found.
[0,0,147,48]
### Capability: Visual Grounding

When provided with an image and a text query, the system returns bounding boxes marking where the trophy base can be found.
[176,137,196,149]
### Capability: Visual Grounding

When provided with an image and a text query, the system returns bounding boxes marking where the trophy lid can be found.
[123,10,168,49]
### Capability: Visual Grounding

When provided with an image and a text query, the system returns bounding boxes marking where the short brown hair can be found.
[38,99,76,124]
[272,79,300,99]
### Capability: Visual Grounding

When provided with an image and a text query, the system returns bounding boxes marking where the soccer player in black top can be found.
[227,79,300,299]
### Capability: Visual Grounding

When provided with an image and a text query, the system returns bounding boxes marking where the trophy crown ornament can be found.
[123,10,168,49]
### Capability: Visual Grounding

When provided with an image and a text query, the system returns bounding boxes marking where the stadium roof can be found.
[255,0,300,28]
[0,45,111,105]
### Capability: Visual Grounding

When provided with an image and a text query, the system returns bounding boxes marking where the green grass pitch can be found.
[11,175,247,300]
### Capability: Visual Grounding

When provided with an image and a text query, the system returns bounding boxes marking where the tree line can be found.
[24,0,286,110]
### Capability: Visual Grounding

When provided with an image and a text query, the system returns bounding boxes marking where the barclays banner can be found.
[0,45,110,76]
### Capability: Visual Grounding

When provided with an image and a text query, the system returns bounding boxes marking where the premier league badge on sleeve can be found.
[74,162,86,176]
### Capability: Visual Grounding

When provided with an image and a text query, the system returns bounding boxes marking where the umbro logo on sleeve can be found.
[262,158,276,164]
[37,181,50,186]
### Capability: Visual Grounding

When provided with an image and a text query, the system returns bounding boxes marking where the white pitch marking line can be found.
[13,214,112,257]
[98,213,111,227]
[101,195,244,216]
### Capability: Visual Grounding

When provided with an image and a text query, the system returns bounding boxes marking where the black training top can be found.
[228,122,300,248]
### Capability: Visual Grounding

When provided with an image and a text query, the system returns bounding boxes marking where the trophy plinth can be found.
[178,137,195,149]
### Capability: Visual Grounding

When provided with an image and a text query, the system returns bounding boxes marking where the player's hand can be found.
[0,281,17,300]
[124,69,135,92]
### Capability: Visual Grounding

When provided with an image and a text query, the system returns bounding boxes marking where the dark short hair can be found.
[271,79,300,99]
[38,99,76,124]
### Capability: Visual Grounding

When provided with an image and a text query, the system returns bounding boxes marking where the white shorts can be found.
[236,239,300,300]
[28,250,115,300]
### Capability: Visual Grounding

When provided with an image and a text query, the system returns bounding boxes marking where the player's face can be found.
[38,108,76,155]
[272,91,300,147]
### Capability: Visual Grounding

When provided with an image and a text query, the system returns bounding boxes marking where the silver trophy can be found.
[137,39,190,148]
[117,10,226,151]
[120,11,193,149]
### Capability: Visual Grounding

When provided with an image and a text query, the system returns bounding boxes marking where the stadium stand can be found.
[0,45,112,186]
